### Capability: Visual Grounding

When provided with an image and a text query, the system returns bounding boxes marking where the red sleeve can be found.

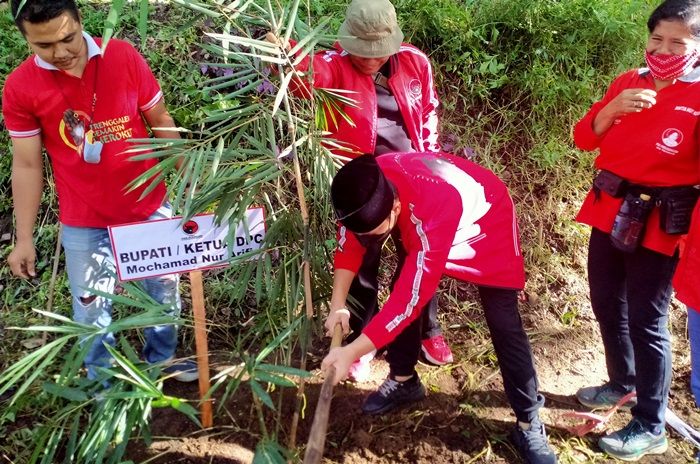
[573,73,627,151]
[363,193,461,349]
[2,71,41,138]
[122,42,162,112]
[288,43,343,98]
[419,51,440,152]
[333,225,366,274]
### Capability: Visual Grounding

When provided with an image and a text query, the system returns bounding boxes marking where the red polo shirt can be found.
[573,68,700,256]
[2,33,166,228]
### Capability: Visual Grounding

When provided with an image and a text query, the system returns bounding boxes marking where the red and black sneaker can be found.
[420,334,454,366]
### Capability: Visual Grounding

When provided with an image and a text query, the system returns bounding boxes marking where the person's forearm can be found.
[150,114,180,141]
[11,164,43,243]
[330,268,355,310]
[592,103,619,136]
[345,333,376,359]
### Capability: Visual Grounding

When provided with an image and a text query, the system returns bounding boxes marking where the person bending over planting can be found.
[321,152,557,464]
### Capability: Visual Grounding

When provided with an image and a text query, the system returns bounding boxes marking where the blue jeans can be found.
[689,307,700,408]
[61,203,181,379]
[587,228,677,431]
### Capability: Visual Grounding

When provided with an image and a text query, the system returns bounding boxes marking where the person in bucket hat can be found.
[337,0,404,58]
[271,0,455,375]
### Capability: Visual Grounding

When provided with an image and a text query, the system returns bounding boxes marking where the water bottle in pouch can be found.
[610,193,654,253]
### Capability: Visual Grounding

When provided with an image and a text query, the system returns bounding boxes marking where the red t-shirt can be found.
[573,68,700,256]
[2,34,166,228]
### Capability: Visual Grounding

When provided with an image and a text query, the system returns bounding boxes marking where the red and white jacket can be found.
[674,202,700,309]
[292,43,440,157]
[334,152,525,349]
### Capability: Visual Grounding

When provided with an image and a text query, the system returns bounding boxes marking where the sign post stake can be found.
[190,270,213,428]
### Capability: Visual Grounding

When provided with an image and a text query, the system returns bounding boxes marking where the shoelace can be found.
[520,422,550,453]
[620,419,646,445]
[378,378,401,397]
[429,337,448,350]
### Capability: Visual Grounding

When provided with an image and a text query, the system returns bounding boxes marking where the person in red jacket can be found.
[674,202,700,408]
[572,0,700,460]
[275,0,452,373]
[322,153,557,464]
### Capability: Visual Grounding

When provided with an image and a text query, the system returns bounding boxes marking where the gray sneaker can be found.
[576,383,636,409]
[599,418,668,461]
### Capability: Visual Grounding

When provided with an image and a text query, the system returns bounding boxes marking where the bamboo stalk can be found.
[190,270,213,428]
[280,74,316,451]
[303,324,343,464]
[42,224,64,345]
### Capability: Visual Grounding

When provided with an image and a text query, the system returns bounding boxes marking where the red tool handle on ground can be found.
[303,324,344,464]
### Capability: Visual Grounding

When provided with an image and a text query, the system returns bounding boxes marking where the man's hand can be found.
[8,240,37,278]
[264,32,291,52]
[321,345,355,385]
[325,307,351,337]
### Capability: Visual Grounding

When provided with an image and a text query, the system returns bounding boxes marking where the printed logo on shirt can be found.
[409,79,422,98]
[674,105,700,116]
[59,114,134,151]
[407,79,422,109]
[58,109,91,150]
[656,128,683,155]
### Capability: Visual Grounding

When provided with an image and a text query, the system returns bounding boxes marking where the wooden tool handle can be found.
[302,323,344,464]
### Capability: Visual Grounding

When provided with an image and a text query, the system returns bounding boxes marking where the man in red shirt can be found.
[322,153,557,464]
[3,0,196,382]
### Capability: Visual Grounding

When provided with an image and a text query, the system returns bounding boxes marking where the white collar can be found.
[34,31,101,71]
[637,66,700,83]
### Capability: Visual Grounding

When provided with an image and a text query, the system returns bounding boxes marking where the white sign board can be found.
[109,208,266,281]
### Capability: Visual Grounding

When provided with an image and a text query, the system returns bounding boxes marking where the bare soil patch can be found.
[127,283,699,464]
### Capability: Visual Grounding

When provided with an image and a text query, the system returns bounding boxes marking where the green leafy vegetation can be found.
[0,0,667,462]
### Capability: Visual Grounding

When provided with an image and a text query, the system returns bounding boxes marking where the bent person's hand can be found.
[264,32,290,52]
[8,241,37,278]
[325,307,351,337]
[321,346,354,385]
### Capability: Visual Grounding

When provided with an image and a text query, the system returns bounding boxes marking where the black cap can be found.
[331,154,394,233]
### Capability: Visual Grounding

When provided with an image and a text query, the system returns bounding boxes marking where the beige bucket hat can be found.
[338,0,404,58]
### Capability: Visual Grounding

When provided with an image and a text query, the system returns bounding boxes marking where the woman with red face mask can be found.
[572,0,700,460]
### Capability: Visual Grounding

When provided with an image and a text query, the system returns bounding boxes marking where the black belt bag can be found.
[658,186,700,235]
[593,170,628,198]
[593,170,700,245]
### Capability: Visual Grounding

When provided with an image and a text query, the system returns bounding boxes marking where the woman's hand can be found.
[325,307,351,337]
[609,88,658,116]
[593,88,657,135]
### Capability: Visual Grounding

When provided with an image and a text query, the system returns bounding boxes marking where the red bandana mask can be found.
[645,49,700,80]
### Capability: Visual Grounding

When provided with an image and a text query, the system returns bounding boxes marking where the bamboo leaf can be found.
[138,0,149,47]
[41,382,89,402]
[253,371,296,388]
[249,379,274,409]
[256,363,310,378]
[101,0,125,52]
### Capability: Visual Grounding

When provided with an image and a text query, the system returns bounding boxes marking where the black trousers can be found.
[347,235,543,422]
[588,228,676,430]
